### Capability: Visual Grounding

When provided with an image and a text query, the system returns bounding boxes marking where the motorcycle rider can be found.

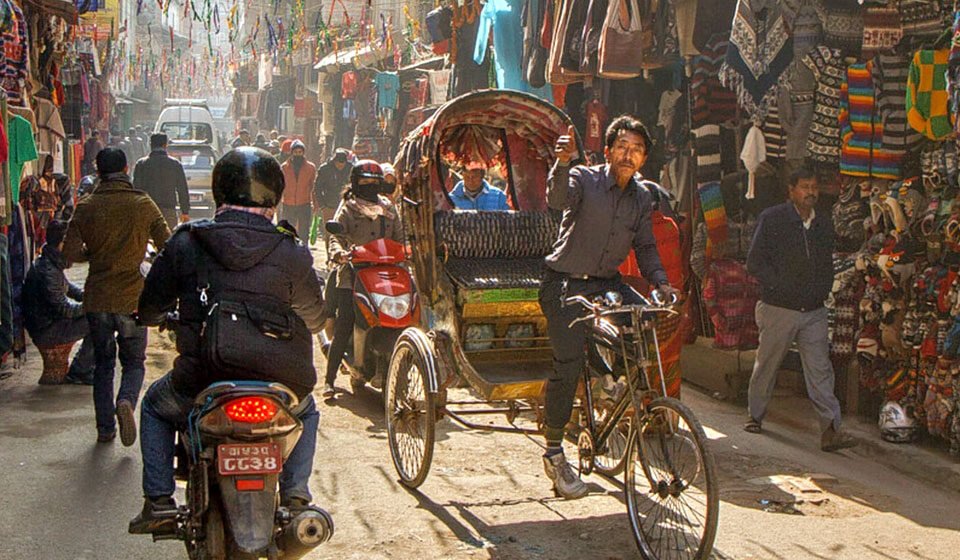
[128,147,326,534]
[322,160,403,398]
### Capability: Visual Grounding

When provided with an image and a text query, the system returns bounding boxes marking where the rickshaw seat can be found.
[434,210,559,290]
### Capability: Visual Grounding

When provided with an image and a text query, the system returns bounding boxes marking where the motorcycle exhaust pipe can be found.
[278,507,334,559]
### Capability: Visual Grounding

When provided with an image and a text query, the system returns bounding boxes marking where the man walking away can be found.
[314,148,353,240]
[23,220,95,385]
[133,133,191,230]
[281,140,318,237]
[127,128,145,163]
[82,131,103,176]
[63,148,172,445]
[745,166,857,452]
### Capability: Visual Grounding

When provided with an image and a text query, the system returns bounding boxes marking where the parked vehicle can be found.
[156,99,222,155]
[320,231,419,393]
[167,141,217,218]
[152,380,333,560]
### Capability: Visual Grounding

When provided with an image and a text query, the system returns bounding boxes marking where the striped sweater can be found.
[839,61,901,179]
[906,49,955,141]
[874,53,922,154]
[691,33,738,128]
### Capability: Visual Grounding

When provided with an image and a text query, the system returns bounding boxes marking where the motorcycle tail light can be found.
[224,397,278,423]
[236,478,266,491]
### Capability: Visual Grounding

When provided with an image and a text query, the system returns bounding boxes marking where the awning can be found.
[314,33,402,71]
[24,0,77,23]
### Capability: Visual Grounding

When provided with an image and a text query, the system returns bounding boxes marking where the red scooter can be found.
[321,227,419,393]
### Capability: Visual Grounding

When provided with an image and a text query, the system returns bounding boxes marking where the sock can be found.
[544,426,564,457]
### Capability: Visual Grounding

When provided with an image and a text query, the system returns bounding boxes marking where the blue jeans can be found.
[87,313,148,437]
[140,373,319,502]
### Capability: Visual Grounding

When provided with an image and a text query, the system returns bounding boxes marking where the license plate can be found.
[217,443,282,476]
[189,193,203,202]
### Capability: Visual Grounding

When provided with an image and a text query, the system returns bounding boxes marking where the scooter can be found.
[321,223,418,393]
[150,380,333,560]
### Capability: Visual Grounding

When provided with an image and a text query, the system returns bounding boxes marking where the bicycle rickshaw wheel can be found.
[385,338,436,488]
[624,397,719,560]
[592,413,630,476]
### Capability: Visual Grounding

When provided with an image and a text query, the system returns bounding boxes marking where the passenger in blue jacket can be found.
[449,161,511,211]
[744,166,857,452]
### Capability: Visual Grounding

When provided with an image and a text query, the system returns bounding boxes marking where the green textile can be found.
[8,115,37,203]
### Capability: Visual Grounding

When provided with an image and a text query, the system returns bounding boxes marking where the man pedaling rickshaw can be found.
[539,116,679,499]
[321,160,403,398]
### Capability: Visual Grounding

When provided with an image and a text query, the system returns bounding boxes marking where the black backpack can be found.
[192,229,315,392]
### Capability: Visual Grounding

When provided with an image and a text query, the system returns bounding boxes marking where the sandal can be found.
[743,418,762,434]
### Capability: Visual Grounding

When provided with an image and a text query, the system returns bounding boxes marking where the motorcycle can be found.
[321,222,419,393]
[151,379,333,560]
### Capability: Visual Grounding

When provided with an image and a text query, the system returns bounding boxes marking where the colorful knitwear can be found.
[694,125,722,184]
[874,53,923,155]
[691,33,738,128]
[702,259,761,351]
[698,181,728,255]
[803,45,845,165]
[906,49,955,141]
[839,61,901,179]
[862,4,902,60]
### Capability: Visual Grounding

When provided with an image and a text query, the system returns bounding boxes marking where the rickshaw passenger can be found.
[539,117,679,499]
[449,161,511,211]
[323,160,403,398]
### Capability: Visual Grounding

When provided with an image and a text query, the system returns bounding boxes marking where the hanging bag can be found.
[597,0,644,79]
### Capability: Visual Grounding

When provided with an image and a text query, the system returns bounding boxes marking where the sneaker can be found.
[542,452,588,500]
[821,426,858,452]
[281,496,311,511]
[97,431,116,443]
[128,496,178,534]
[64,370,95,386]
[116,400,137,447]
[321,383,336,398]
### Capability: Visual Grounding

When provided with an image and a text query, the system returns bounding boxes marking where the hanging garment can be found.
[374,72,400,111]
[341,71,358,99]
[577,0,608,75]
[802,45,845,165]
[583,97,608,154]
[818,0,864,58]
[546,0,587,84]
[740,125,766,200]
[719,0,794,123]
[698,181,728,253]
[838,61,901,179]
[521,0,549,88]
[762,101,786,162]
[0,2,27,106]
[690,33,738,128]
[862,4,902,60]
[899,0,945,38]
[702,258,761,351]
[692,0,737,53]
[7,114,36,204]
[693,125,722,184]
[475,0,553,99]
[907,49,955,141]
[428,69,452,104]
[597,0,644,78]
[452,8,493,95]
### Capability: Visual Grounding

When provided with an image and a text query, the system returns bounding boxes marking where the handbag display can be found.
[598,0,644,78]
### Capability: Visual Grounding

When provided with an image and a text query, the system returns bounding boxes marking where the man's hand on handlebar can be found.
[653,283,680,305]
[331,250,350,265]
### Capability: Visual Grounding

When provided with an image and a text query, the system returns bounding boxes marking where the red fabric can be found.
[432,39,450,55]
[584,99,608,153]
[702,259,761,350]
[341,71,358,99]
[618,211,684,288]
[552,85,567,108]
[0,117,8,164]
[540,0,553,48]
[411,78,429,107]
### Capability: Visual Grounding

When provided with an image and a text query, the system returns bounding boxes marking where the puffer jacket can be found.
[328,195,404,288]
[138,210,325,398]
[23,244,84,338]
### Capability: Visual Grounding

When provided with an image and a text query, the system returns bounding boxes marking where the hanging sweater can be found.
[907,49,955,141]
[838,61,901,179]
[803,45,845,165]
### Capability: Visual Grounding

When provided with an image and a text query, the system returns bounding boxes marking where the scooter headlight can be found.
[370,293,411,320]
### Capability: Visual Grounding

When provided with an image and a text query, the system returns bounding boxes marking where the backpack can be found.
[192,229,315,392]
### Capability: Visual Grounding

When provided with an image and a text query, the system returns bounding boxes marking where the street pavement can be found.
[1,257,959,559]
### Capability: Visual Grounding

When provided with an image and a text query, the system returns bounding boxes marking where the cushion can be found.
[444,257,545,290]
[434,210,560,259]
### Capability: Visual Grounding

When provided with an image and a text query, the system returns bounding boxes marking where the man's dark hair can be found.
[788,165,817,187]
[45,220,69,247]
[96,147,127,175]
[150,133,168,149]
[604,115,652,152]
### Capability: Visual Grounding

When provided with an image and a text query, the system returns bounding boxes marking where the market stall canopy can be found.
[314,33,403,72]
[24,0,77,23]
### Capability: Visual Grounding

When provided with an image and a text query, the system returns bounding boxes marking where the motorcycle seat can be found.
[195,381,299,409]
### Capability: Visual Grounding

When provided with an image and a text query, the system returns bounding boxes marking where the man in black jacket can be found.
[132,133,191,230]
[313,148,353,238]
[23,220,95,384]
[129,148,326,534]
[745,166,856,452]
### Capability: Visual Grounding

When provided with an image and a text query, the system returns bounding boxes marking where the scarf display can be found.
[698,181,728,256]
[719,0,793,124]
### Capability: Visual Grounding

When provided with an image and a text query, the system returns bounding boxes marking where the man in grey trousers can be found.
[744,166,857,452]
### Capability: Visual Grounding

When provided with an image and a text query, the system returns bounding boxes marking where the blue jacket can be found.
[746,202,834,312]
[449,181,510,211]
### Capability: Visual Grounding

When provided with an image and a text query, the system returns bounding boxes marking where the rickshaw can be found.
[386,90,718,559]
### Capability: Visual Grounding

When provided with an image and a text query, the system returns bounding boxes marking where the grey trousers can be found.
[748,302,842,432]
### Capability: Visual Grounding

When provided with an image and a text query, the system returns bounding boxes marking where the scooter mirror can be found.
[325,221,344,235]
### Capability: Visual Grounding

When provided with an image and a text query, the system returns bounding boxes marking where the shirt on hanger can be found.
[375,72,400,111]
[341,71,358,99]
[584,98,608,153]
[8,114,36,203]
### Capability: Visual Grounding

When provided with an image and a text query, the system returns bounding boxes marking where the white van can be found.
[154,99,222,155]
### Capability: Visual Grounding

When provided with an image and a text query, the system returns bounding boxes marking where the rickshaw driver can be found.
[539,116,679,499]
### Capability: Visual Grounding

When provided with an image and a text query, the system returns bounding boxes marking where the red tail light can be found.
[223,397,278,423]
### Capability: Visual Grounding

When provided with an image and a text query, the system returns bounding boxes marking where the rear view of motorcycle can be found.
[150,381,333,560]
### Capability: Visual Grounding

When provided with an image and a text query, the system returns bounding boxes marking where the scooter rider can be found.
[322,160,403,398]
[129,147,326,534]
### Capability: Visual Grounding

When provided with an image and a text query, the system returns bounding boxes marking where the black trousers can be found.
[324,287,355,385]
[538,268,642,431]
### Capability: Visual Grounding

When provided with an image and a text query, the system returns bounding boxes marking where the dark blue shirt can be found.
[545,162,668,284]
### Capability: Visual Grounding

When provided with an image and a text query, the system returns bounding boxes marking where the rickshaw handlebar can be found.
[564,291,679,329]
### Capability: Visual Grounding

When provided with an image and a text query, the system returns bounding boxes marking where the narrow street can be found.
[1,320,958,560]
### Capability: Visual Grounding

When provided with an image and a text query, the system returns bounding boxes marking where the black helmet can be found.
[212,147,285,208]
[350,160,385,202]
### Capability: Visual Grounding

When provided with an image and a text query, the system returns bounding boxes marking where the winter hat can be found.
[862,4,903,60]
[280,139,293,154]
[857,336,879,359]
[290,139,306,152]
